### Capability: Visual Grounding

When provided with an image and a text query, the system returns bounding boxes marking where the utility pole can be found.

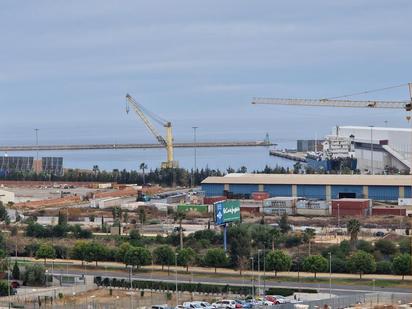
[175,253,179,307]
[369,126,374,175]
[192,126,198,188]
[250,256,255,297]
[328,252,332,301]
[34,128,39,173]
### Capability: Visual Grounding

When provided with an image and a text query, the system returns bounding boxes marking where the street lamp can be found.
[192,126,198,188]
[175,253,179,307]
[257,250,262,297]
[369,126,374,175]
[250,257,255,297]
[328,252,332,301]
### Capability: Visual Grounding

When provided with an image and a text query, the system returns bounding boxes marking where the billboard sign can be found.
[214,200,240,225]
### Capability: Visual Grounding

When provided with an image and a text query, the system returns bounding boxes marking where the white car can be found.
[191,301,216,309]
[212,300,237,309]
[183,303,204,309]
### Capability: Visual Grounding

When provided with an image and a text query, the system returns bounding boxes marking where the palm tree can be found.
[139,163,148,185]
[174,211,186,250]
[347,219,361,248]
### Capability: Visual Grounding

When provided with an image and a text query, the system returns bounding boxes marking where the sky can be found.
[0,1,411,146]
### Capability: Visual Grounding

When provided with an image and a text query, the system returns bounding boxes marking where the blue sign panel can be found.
[215,201,225,225]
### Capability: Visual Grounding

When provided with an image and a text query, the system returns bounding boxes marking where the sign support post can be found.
[223,224,227,251]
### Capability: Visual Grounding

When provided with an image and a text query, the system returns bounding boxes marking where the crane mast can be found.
[125,94,178,169]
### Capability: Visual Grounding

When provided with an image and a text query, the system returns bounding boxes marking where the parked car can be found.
[152,305,170,309]
[265,295,288,304]
[212,300,237,309]
[183,302,207,309]
[375,231,385,237]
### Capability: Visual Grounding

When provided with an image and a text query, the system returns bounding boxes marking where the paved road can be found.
[50,269,410,296]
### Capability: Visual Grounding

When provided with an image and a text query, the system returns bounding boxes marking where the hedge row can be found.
[94,277,316,297]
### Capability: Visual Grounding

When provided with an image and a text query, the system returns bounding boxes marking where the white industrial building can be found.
[336,126,411,173]
[0,188,15,204]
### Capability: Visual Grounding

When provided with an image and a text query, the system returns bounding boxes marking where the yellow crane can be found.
[125,94,178,169]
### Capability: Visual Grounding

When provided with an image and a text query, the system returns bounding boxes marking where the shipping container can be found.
[251,192,270,201]
[263,197,301,208]
[331,208,367,216]
[204,196,227,205]
[296,200,329,209]
[296,208,329,216]
[263,207,293,215]
[372,207,406,216]
[177,204,208,213]
[98,183,113,189]
[240,206,261,214]
[398,198,412,206]
[331,199,371,210]
[97,197,122,209]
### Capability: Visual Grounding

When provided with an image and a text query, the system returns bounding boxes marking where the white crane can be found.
[252,83,412,111]
[252,83,412,174]
[125,94,178,169]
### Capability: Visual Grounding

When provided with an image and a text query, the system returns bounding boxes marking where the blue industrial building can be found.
[201,174,412,201]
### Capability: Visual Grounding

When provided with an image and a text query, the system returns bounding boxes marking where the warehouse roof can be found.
[202,173,412,186]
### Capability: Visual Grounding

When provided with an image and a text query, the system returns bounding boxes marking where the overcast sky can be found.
[0,1,411,145]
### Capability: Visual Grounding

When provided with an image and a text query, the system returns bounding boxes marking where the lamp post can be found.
[250,257,255,297]
[257,250,261,297]
[369,126,374,175]
[192,126,198,188]
[328,252,332,301]
[175,253,179,307]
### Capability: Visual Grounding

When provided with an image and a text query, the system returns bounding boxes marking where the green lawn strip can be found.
[14,259,410,289]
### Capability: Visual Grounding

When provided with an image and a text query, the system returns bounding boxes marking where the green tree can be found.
[57,210,68,226]
[0,281,11,296]
[347,250,376,279]
[116,243,133,265]
[24,264,46,286]
[176,248,196,272]
[140,163,148,185]
[228,224,251,273]
[302,255,328,278]
[331,257,347,273]
[375,239,398,256]
[346,219,361,248]
[36,243,56,264]
[303,228,316,243]
[279,213,291,234]
[376,261,393,274]
[71,241,88,265]
[399,238,411,254]
[138,208,146,226]
[124,247,152,270]
[84,242,107,266]
[12,261,20,280]
[392,254,411,280]
[265,250,292,277]
[269,228,281,251]
[204,248,228,273]
[356,240,374,253]
[153,245,175,272]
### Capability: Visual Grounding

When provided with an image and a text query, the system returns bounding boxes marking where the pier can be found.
[269,150,307,162]
[0,141,274,152]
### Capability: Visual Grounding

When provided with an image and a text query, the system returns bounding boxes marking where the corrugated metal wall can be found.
[405,186,412,198]
[297,185,326,199]
[331,185,364,199]
[230,184,259,194]
[368,186,399,201]
[264,184,292,197]
[202,184,225,197]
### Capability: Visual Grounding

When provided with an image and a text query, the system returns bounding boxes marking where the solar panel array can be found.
[0,156,64,176]
[42,157,64,176]
[0,156,34,174]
